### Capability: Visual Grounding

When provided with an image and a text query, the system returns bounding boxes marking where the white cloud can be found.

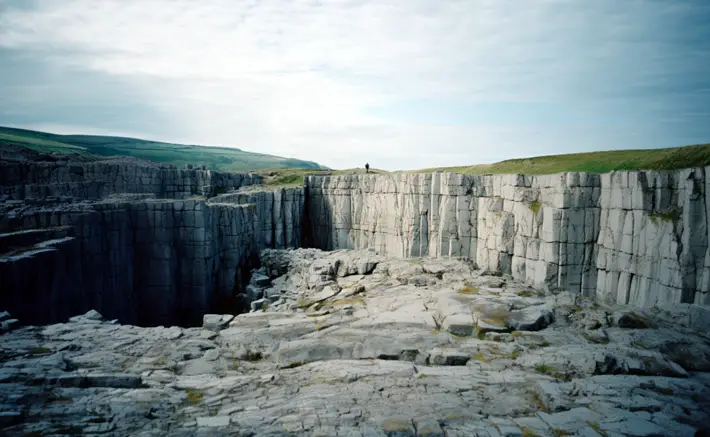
[0,0,708,169]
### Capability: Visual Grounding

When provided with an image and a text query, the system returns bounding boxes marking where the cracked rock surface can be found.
[2,249,709,437]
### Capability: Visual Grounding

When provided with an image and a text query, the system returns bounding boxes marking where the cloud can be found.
[0,0,709,170]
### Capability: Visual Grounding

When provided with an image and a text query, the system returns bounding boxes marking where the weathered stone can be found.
[202,314,235,331]
[507,304,555,331]
[69,309,105,323]
[250,298,268,312]
[197,416,231,427]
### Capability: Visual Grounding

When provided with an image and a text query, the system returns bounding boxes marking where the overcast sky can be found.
[1,0,709,170]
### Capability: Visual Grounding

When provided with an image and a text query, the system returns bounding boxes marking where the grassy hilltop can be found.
[415,143,710,176]
[2,125,707,187]
[0,126,327,172]
[257,142,710,187]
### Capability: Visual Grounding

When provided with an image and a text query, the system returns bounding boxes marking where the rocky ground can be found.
[1,249,709,437]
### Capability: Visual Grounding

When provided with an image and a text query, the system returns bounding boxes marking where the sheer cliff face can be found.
[2,156,708,326]
[210,188,305,250]
[305,169,710,308]
[1,200,260,326]
[0,159,259,199]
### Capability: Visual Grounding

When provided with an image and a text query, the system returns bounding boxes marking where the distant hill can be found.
[414,143,710,175]
[0,126,327,172]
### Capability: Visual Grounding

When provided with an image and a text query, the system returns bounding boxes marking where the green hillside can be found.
[0,126,327,172]
[256,142,710,188]
[415,143,710,175]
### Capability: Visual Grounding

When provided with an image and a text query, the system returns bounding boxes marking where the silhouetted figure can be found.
[365,163,370,173]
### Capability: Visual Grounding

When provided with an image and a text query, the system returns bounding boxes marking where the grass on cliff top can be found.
[254,167,388,187]
[413,143,710,175]
[0,132,91,156]
[254,142,710,187]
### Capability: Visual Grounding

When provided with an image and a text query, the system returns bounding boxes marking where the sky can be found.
[1,0,709,170]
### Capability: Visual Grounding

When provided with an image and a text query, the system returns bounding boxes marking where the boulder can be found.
[250,298,269,312]
[69,310,105,324]
[507,304,555,331]
[0,318,19,334]
[250,273,270,287]
[202,314,235,331]
[301,285,340,307]
[613,311,651,329]
[245,284,263,301]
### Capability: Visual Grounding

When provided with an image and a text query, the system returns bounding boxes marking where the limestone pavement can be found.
[2,249,709,437]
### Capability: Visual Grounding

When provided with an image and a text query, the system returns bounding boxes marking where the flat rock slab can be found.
[1,250,709,437]
[276,339,353,368]
[197,416,231,427]
[507,304,554,331]
[202,314,235,331]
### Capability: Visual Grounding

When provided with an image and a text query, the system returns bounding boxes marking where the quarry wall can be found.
[305,169,710,308]
[0,159,259,199]
[1,199,262,326]
[1,155,708,326]
[0,181,303,326]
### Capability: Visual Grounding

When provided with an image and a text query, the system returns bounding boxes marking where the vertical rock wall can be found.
[209,187,305,250]
[0,199,260,326]
[305,169,710,308]
[0,159,260,199]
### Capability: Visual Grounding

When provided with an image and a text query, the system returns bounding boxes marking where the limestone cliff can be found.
[0,199,259,326]
[305,169,710,308]
[0,157,259,199]
[210,187,305,250]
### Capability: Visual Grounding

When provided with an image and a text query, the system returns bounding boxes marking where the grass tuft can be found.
[458,284,480,295]
[329,297,365,306]
[522,428,541,437]
[587,422,608,437]
[244,351,263,362]
[472,351,488,362]
[528,201,542,216]
[184,388,204,404]
[534,363,556,374]
[648,208,682,224]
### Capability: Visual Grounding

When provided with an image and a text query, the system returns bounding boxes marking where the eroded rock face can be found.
[0,148,314,326]
[1,199,261,326]
[305,170,710,308]
[0,155,258,200]
[1,250,708,437]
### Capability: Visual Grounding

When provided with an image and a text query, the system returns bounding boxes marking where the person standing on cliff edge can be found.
[365,163,370,173]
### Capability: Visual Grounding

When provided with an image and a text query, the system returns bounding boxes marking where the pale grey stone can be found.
[599,418,668,436]
[197,416,231,427]
[202,314,235,331]
[507,304,555,331]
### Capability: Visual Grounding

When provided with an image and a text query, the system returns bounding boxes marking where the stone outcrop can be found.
[305,169,710,308]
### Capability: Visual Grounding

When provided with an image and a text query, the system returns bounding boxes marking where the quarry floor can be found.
[1,249,709,437]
